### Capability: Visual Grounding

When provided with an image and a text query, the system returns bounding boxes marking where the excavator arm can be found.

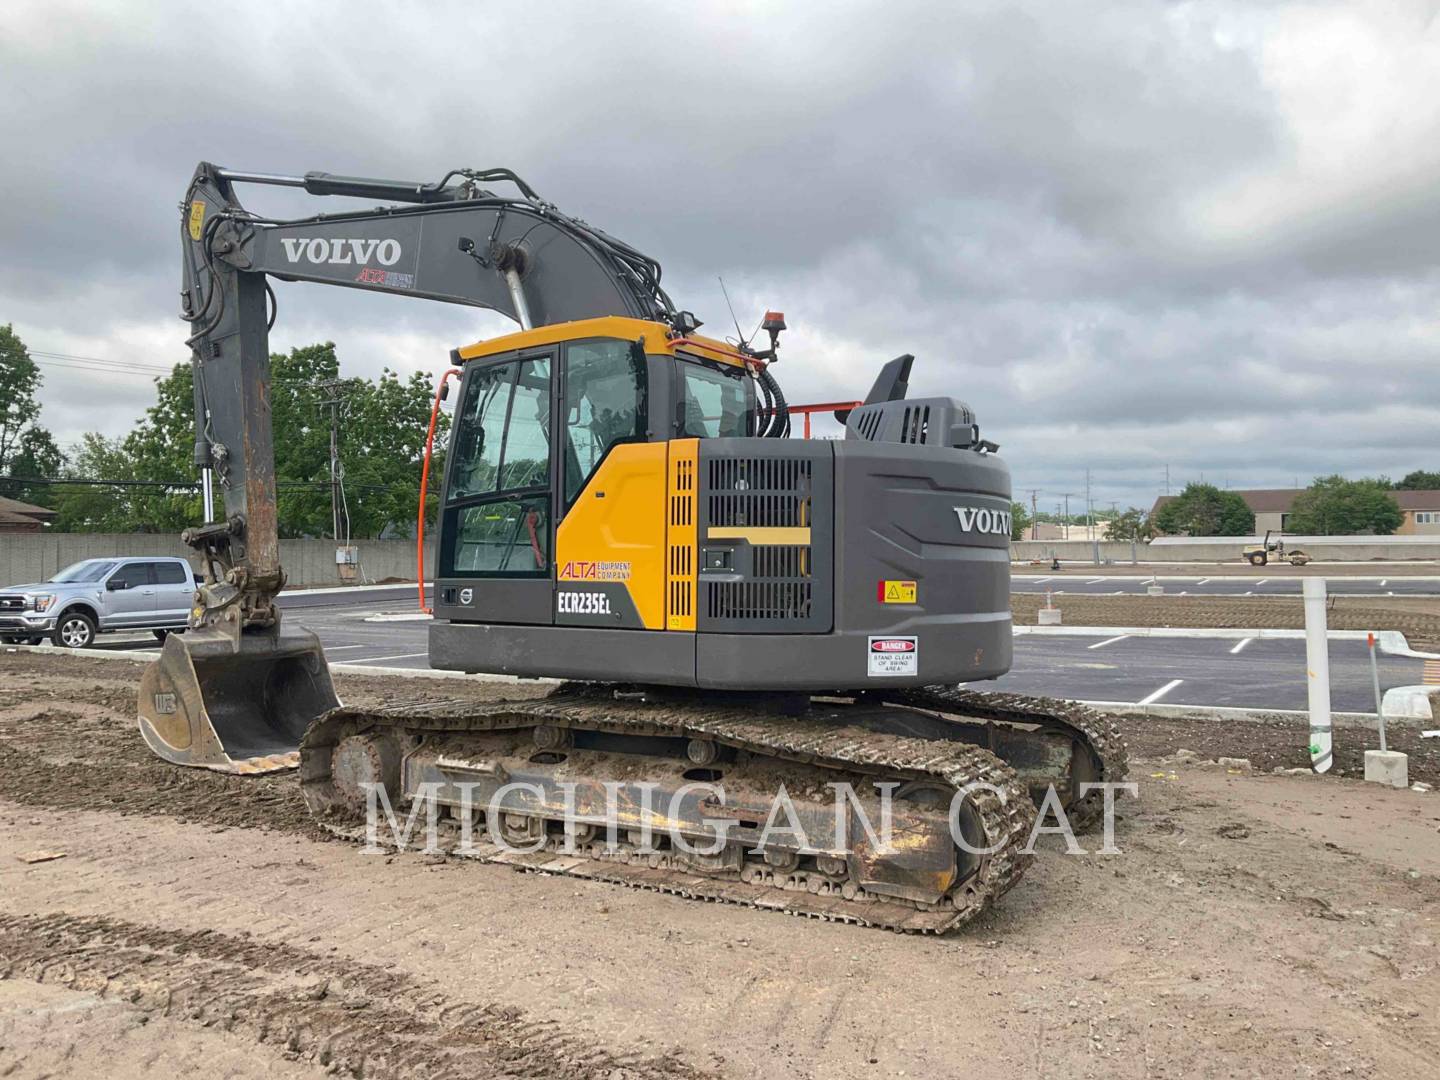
[139,162,685,772]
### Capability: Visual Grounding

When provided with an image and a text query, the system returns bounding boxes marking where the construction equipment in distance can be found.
[1242,530,1311,566]
[137,163,1126,932]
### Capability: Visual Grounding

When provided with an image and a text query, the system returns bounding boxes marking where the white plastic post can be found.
[1303,577,1332,773]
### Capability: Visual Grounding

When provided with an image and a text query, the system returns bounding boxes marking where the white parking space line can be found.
[1086,578,1105,584]
[1087,634,1129,650]
[1230,637,1255,654]
[323,645,369,651]
[341,651,429,664]
[1256,579,1268,585]
[1033,577,1052,583]
[1137,679,1184,706]
[1381,579,1388,587]
[1196,578,1210,585]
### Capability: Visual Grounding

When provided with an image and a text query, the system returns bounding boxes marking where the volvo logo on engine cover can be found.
[953,507,1011,536]
[279,237,403,266]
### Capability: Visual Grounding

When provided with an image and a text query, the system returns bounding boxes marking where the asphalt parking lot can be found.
[1013,574,1440,597]
[56,585,1434,715]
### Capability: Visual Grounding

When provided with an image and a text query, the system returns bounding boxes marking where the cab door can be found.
[436,350,555,625]
[103,561,156,627]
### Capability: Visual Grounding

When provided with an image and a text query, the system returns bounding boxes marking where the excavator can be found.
[137,162,1126,932]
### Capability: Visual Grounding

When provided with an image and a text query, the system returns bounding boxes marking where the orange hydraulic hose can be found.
[417,368,463,613]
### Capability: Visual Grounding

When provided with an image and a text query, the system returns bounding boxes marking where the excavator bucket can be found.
[137,625,339,774]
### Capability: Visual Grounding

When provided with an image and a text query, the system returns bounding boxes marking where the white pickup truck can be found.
[0,556,199,648]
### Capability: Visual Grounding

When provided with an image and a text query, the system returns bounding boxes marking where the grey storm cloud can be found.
[3,0,1439,510]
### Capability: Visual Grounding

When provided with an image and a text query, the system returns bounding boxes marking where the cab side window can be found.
[678,361,753,439]
[107,563,152,589]
[153,562,188,585]
[562,341,646,508]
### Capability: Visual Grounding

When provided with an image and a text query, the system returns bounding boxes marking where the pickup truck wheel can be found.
[53,611,96,649]
[153,628,175,641]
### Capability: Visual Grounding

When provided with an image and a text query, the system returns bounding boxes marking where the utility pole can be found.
[1085,468,1093,541]
[1165,464,1170,496]
[1059,493,1076,540]
[317,379,348,543]
[1027,488,1039,540]
[1085,468,1098,565]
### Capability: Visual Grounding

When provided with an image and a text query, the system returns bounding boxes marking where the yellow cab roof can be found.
[453,316,753,370]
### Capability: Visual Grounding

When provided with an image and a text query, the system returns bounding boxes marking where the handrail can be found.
[417,367,463,612]
[774,400,863,438]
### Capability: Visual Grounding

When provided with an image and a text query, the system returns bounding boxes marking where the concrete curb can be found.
[281,582,431,599]
[1081,688,1438,724]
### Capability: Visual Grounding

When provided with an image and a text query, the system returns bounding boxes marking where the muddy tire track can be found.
[0,912,713,1080]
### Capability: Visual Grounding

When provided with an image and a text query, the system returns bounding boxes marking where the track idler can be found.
[137,624,338,774]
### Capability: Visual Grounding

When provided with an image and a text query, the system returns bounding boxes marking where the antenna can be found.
[718,276,746,347]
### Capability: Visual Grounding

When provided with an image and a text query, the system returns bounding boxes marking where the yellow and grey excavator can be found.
[138,163,1126,931]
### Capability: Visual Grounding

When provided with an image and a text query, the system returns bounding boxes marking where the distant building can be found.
[0,495,56,533]
[1148,488,1440,536]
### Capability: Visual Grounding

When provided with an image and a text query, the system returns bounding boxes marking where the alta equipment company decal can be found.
[867,636,918,677]
[559,560,631,581]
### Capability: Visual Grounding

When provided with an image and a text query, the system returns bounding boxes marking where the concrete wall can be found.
[0,533,436,587]
[1012,537,1440,563]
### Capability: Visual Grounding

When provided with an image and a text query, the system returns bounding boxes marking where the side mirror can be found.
[106,578,128,591]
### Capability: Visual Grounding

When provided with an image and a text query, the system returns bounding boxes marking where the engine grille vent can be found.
[698,447,832,633]
[708,457,812,528]
[705,580,812,622]
[666,449,697,630]
[899,404,930,443]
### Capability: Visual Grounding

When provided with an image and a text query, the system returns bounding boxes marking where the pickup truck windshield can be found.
[49,560,117,583]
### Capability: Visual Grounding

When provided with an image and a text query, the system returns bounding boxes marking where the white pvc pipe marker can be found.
[1303,577,1333,773]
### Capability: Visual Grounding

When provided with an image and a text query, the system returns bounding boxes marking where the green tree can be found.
[65,343,449,539]
[1153,483,1255,536]
[1395,470,1440,491]
[0,324,65,503]
[1107,507,1154,542]
[1009,500,1031,541]
[1286,475,1403,535]
[50,434,146,531]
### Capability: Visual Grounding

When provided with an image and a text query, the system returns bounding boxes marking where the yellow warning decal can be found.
[188,200,206,241]
[878,580,917,604]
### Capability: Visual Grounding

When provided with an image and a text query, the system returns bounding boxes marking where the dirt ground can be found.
[1,652,1438,1079]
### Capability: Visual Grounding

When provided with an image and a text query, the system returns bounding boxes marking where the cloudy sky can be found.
[3,0,1439,515]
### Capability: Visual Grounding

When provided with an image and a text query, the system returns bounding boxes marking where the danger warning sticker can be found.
[877,580,917,604]
[867,636,918,677]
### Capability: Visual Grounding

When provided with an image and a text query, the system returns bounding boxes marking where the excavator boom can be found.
[140,162,684,773]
